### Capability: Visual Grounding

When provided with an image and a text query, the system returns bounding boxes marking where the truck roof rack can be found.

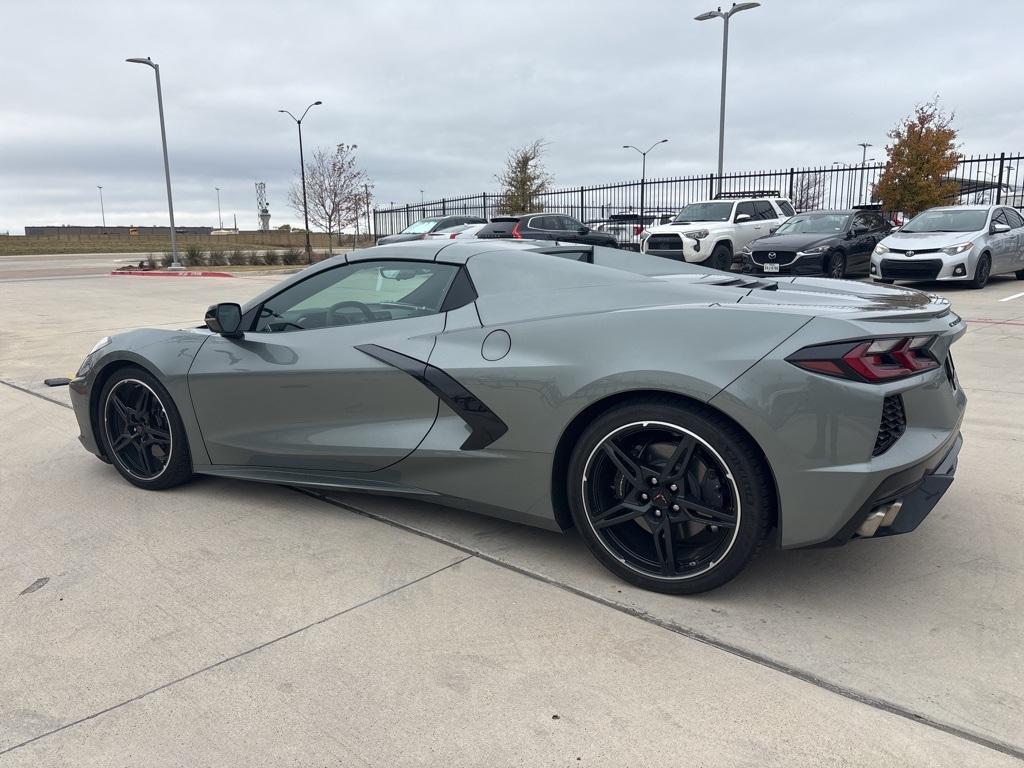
[713,190,781,199]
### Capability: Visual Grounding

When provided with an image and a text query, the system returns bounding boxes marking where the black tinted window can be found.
[561,215,584,230]
[735,202,756,220]
[753,201,777,220]
[1004,208,1024,228]
[775,199,796,217]
[993,209,1010,226]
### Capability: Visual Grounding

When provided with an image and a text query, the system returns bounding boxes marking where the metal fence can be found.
[372,152,1024,243]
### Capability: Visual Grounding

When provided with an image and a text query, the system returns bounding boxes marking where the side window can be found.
[735,202,756,221]
[528,216,553,231]
[993,209,1010,228]
[775,199,796,217]
[1004,208,1024,228]
[752,201,777,220]
[867,213,889,231]
[561,215,584,230]
[254,261,459,333]
[851,213,872,231]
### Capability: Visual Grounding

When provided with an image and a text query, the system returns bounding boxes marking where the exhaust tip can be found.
[856,501,904,538]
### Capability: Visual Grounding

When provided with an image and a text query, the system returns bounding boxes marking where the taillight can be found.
[449,232,459,239]
[787,336,940,383]
[511,222,522,239]
[634,225,643,236]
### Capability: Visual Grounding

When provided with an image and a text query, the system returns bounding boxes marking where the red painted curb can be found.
[110,270,235,278]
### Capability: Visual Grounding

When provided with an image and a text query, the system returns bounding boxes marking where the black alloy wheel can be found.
[568,399,772,594]
[970,254,991,289]
[99,366,192,490]
[827,252,846,279]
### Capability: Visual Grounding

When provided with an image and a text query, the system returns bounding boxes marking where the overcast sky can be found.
[2,0,1022,234]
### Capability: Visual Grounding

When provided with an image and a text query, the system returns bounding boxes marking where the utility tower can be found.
[256,182,271,231]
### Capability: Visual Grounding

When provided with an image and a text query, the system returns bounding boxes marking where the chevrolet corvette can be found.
[70,240,966,593]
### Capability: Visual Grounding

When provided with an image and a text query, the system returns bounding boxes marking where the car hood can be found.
[745,233,839,251]
[645,220,732,235]
[881,230,980,249]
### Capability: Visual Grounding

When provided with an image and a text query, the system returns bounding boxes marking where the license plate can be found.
[762,263,780,273]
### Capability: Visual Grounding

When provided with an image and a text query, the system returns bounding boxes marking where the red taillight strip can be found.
[511,221,522,239]
[788,336,939,383]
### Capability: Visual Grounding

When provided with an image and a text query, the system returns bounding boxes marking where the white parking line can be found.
[999,292,1024,302]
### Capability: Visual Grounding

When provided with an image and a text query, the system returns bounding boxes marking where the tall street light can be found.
[622,139,668,232]
[97,186,106,228]
[126,57,181,269]
[857,142,873,205]
[214,186,223,229]
[279,101,322,263]
[695,2,760,192]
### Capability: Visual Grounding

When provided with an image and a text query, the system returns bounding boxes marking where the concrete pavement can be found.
[1,268,1022,765]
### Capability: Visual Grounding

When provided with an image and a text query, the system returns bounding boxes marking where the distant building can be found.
[25,225,213,236]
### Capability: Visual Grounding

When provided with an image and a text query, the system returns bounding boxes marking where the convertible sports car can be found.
[70,240,967,593]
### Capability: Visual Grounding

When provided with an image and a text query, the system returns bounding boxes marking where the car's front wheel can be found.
[98,366,193,490]
[970,253,991,289]
[826,251,846,279]
[567,399,773,594]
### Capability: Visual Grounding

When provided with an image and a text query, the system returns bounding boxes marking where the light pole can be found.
[622,139,668,231]
[857,142,873,205]
[126,56,181,269]
[214,186,223,229]
[97,186,106,228]
[695,3,760,192]
[279,101,322,263]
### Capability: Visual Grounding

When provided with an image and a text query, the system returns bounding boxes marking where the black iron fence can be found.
[373,152,1024,243]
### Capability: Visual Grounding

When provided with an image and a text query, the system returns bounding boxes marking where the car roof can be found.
[925,205,992,211]
[793,209,858,215]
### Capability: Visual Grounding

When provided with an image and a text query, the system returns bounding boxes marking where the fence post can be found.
[405,204,410,228]
[996,152,1006,204]
[708,174,715,198]
[580,186,585,221]
[788,168,795,200]
[482,192,487,219]
[442,198,447,215]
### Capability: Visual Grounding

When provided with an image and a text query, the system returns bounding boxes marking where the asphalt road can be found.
[1,261,1022,766]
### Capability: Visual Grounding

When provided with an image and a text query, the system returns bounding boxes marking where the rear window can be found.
[477,221,517,237]
[400,218,442,234]
[775,199,796,217]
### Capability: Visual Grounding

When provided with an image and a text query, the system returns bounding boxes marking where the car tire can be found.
[567,398,773,594]
[1015,269,1024,280]
[97,365,193,490]
[710,243,732,271]
[970,253,991,289]
[826,251,846,279]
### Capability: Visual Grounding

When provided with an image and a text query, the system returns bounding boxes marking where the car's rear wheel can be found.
[970,253,991,289]
[710,243,732,271]
[567,399,773,594]
[826,251,846,279]
[98,366,192,490]
[1015,269,1024,280]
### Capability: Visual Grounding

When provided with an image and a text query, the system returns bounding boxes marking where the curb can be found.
[110,270,235,278]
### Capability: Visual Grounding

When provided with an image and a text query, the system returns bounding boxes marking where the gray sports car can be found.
[70,240,967,593]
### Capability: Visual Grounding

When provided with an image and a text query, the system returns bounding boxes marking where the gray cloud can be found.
[2,0,1022,233]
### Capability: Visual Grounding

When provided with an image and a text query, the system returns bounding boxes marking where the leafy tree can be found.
[496,139,552,214]
[289,143,373,253]
[873,99,960,216]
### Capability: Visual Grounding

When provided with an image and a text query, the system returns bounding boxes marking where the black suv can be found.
[377,215,487,245]
[477,214,618,247]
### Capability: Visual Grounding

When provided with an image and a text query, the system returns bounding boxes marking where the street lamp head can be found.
[126,57,156,68]
[729,2,760,13]
[313,100,323,106]
[694,10,722,21]
[659,138,669,144]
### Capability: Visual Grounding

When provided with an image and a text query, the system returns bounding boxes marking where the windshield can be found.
[672,202,733,223]
[775,213,850,235]
[902,209,988,233]
[400,218,442,234]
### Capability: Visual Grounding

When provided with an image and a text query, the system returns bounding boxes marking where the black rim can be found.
[581,421,740,580]
[829,254,844,278]
[977,258,990,284]
[104,379,172,480]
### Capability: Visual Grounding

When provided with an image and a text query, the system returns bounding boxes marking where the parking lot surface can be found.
[1,264,1022,765]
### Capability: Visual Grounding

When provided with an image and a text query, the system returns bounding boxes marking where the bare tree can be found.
[496,139,552,214]
[791,172,825,211]
[289,143,372,253]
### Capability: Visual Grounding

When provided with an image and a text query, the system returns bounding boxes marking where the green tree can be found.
[874,99,960,216]
[496,139,552,214]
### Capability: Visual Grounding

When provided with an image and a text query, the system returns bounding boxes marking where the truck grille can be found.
[751,250,797,266]
[880,258,943,280]
[872,394,906,456]
[646,234,682,251]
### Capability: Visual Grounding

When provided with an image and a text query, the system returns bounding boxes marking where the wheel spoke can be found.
[110,393,132,421]
[601,440,644,490]
[111,432,135,452]
[133,386,151,414]
[652,520,676,576]
[672,498,736,528]
[592,501,648,529]
[661,436,696,482]
[146,427,171,444]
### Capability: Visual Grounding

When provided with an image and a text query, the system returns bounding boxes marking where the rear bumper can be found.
[819,432,961,546]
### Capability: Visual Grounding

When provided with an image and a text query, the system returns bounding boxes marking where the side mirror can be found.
[889,226,901,233]
[992,222,1011,234]
[578,226,589,235]
[735,213,751,223]
[768,226,780,235]
[205,302,243,339]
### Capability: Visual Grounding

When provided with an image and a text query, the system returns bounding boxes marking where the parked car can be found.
[376,215,486,245]
[870,205,1024,288]
[423,223,487,240]
[476,213,618,247]
[596,210,677,251]
[71,240,965,594]
[641,195,796,270]
[737,209,891,278]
